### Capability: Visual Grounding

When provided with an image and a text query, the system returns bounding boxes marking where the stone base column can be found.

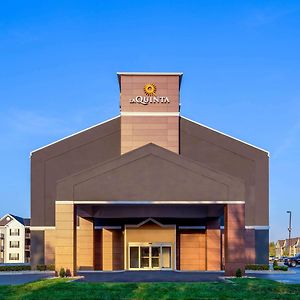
[77,217,94,270]
[206,219,221,270]
[102,229,124,270]
[55,202,76,276]
[224,204,245,276]
[45,229,56,265]
[94,229,102,270]
[245,229,256,264]
[102,229,113,271]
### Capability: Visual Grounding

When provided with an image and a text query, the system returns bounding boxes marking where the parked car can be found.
[278,256,288,262]
[284,254,300,267]
[269,256,275,262]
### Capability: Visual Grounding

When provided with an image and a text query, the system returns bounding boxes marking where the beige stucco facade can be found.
[125,221,176,270]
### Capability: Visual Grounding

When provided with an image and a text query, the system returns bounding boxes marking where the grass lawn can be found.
[0,278,300,300]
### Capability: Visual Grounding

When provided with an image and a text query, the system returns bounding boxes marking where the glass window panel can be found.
[151,246,160,257]
[162,247,171,268]
[130,247,139,268]
[141,258,149,268]
[152,257,160,268]
[9,241,19,248]
[140,247,150,268]
[140,247,149,257]
[9,253,19,260]
[9,229,20,236]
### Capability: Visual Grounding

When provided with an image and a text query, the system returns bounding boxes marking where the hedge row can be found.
[0,264,55,272]
[274,265,288,271]
[36,264,55,271]
[0,265,31,271]
[245,264,269,270]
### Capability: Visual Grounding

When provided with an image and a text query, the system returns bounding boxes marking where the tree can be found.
[269,241,276,257]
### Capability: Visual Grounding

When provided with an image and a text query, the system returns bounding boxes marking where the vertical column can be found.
[45,229,56,265]
[102,229,113,270]
[76,217,94,270]
[224,204,245,276]
[119,74,181,155]
[206,219,221,270]
[55,203,76,275]
[245,229,256,264]
[121,116,179,154]
[94,229,102,270]
[30,231,45,267]
[102,229,124,270]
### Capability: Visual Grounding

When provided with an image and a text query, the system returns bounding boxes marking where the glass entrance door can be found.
[151,246,160,269]
[128,243,172,270]
[161,246,171,269]
[140,246,150,269]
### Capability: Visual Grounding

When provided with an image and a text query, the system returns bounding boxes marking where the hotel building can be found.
[30,73,269,276]
[0,214,30,264]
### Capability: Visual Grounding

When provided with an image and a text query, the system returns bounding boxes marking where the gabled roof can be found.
[276,238,300,248]
[30,114,269,159]
[0,214,30,226]
[23,218,30,227]
[181,116,269,155]
[30,115,120,155]
[125,218,175,228]
[289,238,300,247]
[57,143,245,203]
[276,240,285,247]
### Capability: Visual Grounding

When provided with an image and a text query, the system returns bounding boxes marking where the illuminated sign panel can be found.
[129,83,170,105]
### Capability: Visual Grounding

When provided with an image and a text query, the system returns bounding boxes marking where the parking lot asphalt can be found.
[251,266,300,284]
[78,268,300,284]
[78,271,224,282]
[0,267,299,285]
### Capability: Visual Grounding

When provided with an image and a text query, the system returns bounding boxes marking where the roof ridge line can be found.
[30,115,120,156]
[181,116,269,155]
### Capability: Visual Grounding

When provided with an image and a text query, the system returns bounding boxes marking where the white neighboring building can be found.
[0,214,30,264]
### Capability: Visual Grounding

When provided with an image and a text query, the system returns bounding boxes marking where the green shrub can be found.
[245,264,269,270]
[273,260,278,268]
[0,265,31,272]
[65,269,72,277]
[47,264,55,271]
[59,268,66,278]
[36,264,47,271]
[274,265,288,271]
[36,264,55,271]
[236,268,242,277]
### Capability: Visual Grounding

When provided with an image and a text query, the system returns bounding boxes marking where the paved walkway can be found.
[78,271,224,282]
[0,272,54,285]
[0,267,299,285]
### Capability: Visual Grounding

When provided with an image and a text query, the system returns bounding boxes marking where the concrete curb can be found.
[218,276,235,283]
[66,276,85,282]
[246,270,296,275]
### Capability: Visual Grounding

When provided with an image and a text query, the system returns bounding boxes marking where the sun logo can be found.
[144,83,157,96]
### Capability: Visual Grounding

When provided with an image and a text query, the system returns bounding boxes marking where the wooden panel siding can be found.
[179,230,206,271]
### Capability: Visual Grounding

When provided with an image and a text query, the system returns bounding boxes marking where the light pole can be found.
[287,211,292,256]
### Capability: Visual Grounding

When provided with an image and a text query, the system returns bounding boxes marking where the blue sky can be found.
[0,1,299,242]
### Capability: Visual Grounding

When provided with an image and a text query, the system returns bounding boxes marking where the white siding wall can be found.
[4,219,25,263]
[0,227,5,262]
